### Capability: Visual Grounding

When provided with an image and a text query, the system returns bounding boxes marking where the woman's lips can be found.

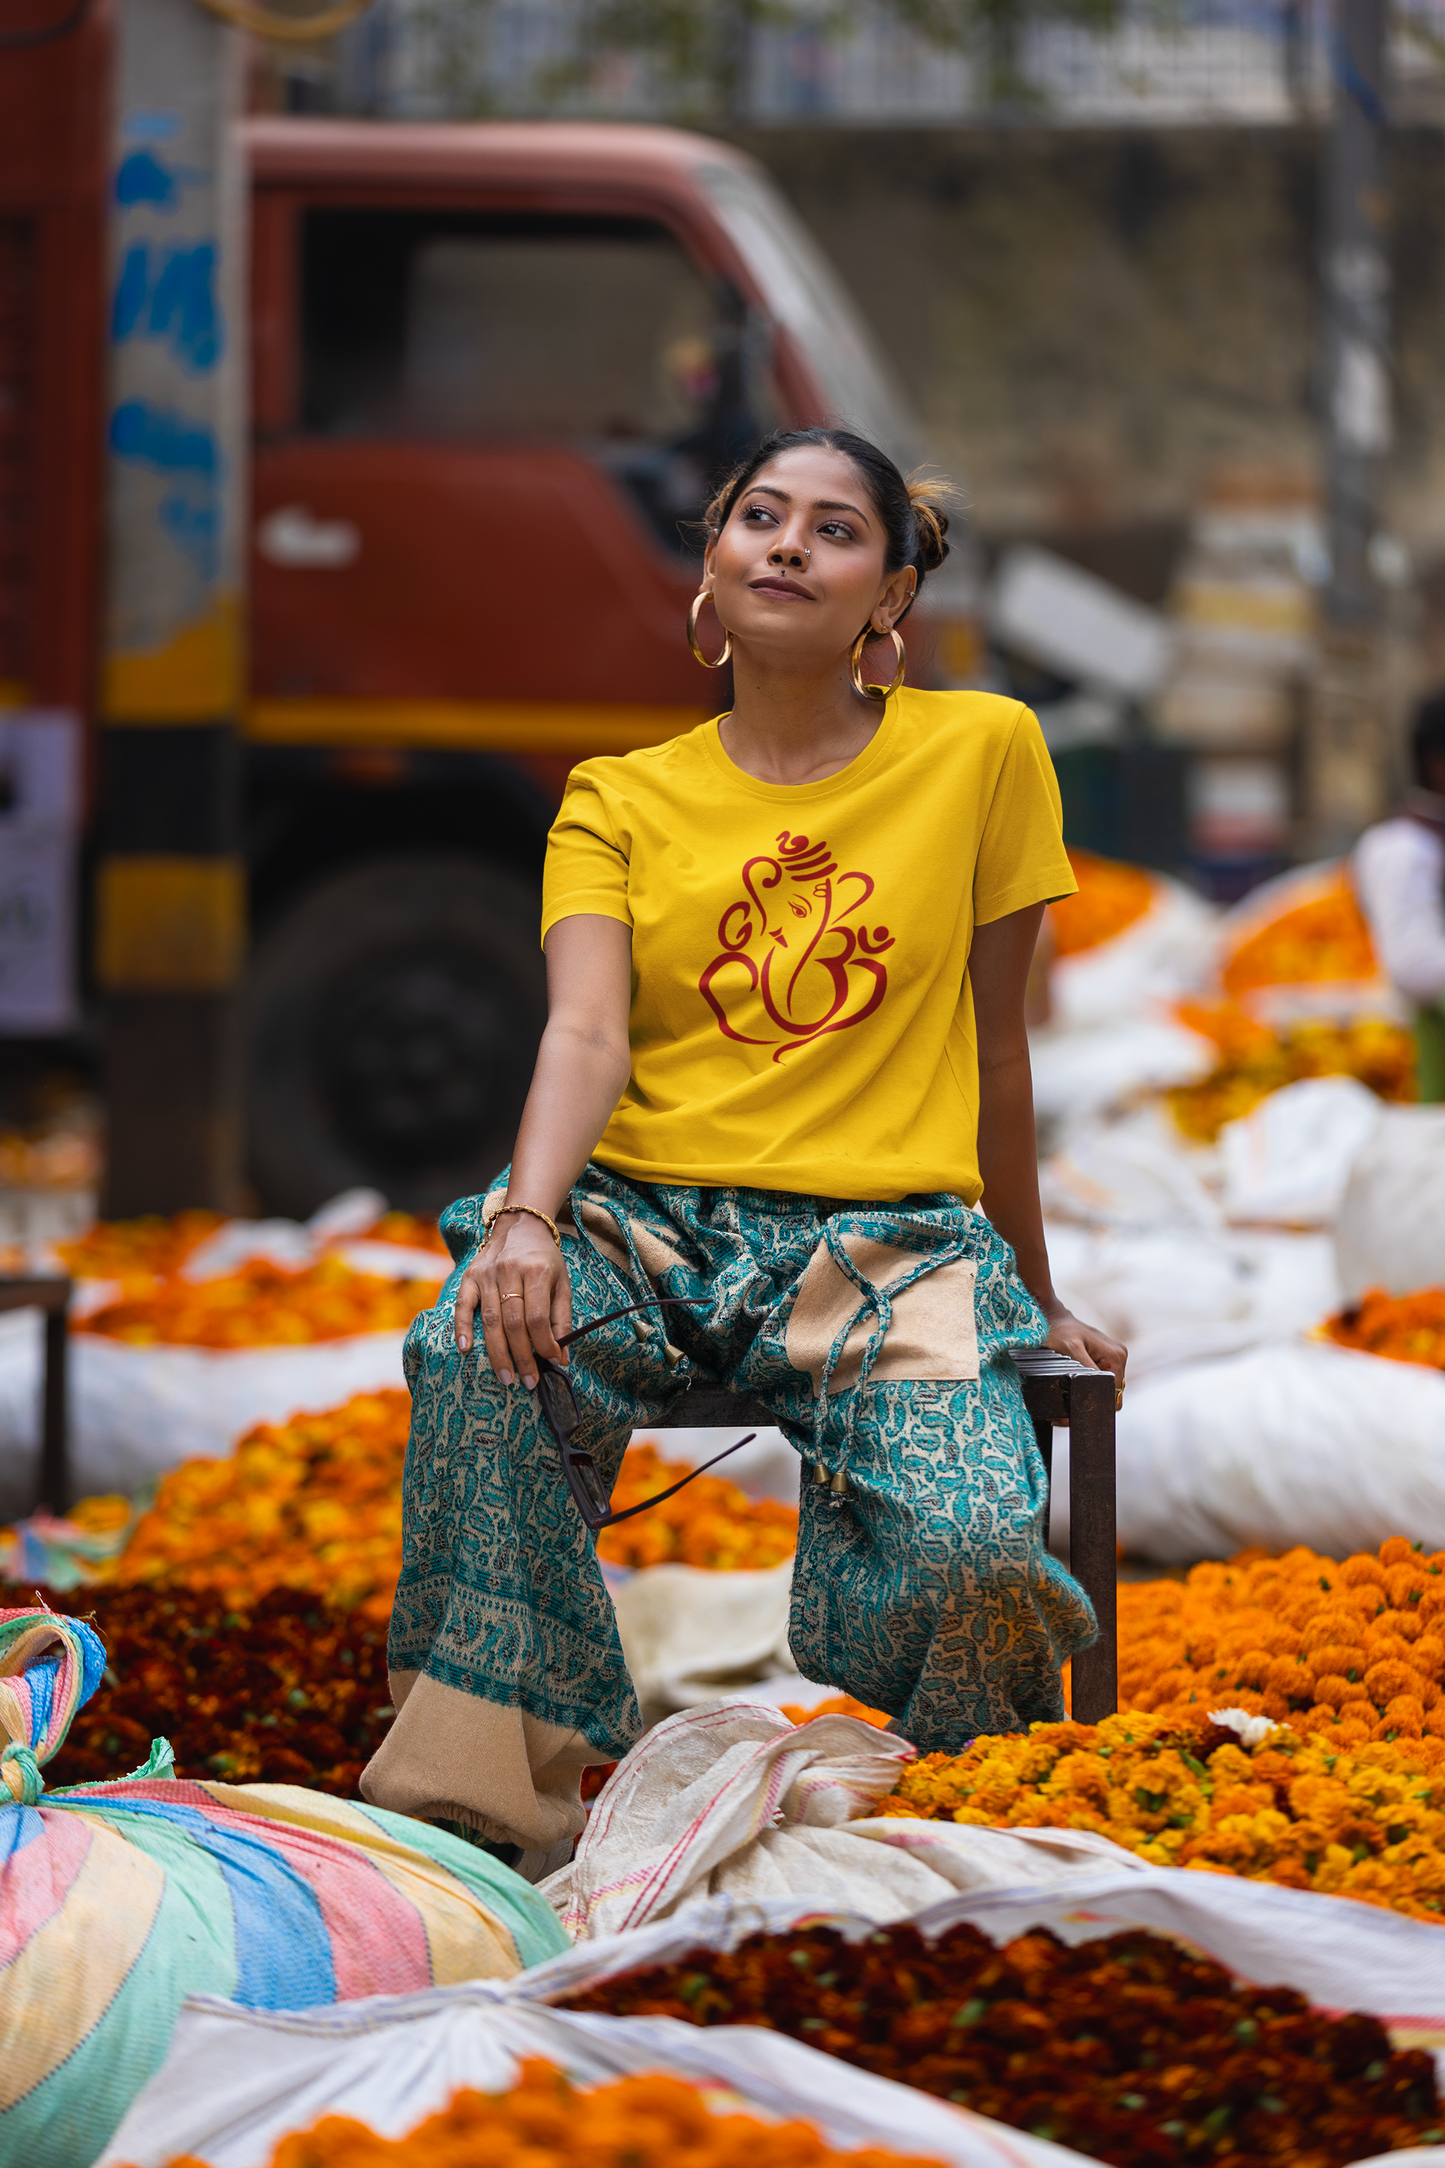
[749,577,812,598]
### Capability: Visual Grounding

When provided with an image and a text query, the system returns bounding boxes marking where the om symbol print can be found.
[699,830,895,1061]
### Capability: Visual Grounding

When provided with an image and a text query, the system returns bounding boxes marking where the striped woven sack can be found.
[0,1603,571,2168]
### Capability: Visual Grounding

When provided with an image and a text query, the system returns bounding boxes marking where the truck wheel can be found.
[246,853,547,1219]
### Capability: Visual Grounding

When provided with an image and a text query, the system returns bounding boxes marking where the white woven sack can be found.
[100,1984,1094,2168]
[1336,1104,1445,1299]
[611,1562,797,1722]
[0,1322,409,1517]
[1218,1074,1383,1227]
[1049,877,1218,1031]
[102,1873,1445,2168]
[543,1703,1151,1943]
[1106,1338,1445,1562]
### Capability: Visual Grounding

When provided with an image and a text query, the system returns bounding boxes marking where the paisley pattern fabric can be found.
[392,1166,1097,1764]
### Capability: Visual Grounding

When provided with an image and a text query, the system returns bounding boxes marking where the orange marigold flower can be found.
[1048,849,1153,955]
[595,1444,798,1572]
[121,2060,945,2168]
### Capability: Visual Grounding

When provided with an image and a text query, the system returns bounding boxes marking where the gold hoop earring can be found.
[850,624,905,702]
[688,590,731,669]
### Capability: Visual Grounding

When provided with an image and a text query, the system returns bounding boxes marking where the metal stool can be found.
[0,1275,73,1514]
[651,1351,1117,1725]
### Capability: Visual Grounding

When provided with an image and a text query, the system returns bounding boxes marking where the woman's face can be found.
[704,445,916,672]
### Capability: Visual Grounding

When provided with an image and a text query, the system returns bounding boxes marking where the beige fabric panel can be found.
[573,1197,632,1273]
[360,1667,606,1851]
[786,1234,979,1390]
[626,1213,690,1284]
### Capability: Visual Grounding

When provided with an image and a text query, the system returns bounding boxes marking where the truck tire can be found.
[246,853,547,1219]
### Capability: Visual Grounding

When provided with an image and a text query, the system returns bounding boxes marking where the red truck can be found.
[3,30,976,1214]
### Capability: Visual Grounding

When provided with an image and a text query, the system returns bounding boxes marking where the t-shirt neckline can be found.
[702,694,900,802]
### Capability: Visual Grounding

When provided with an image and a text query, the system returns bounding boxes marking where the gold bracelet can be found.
[484,1203,562,1250]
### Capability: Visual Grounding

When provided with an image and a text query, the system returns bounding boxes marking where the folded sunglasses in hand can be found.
[530,1295,755,1531]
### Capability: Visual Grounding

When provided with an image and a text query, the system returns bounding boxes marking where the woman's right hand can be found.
[454,1214,573,1390]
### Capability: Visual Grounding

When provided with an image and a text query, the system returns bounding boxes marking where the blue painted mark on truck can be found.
[110,243,221,373]
[159,484,221,583]
[116,149,177,208]
[110,400,218,476]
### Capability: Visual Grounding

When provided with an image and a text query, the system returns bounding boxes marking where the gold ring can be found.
[502,1293,524,1305]
[1115,1386,1125,1410]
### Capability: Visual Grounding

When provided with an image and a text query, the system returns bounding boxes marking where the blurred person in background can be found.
[362,428,1126,1876]
[1353,689,1445,1101]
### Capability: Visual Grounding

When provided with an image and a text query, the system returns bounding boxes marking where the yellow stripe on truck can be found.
[95,857,246,993]
[246,698,708,755]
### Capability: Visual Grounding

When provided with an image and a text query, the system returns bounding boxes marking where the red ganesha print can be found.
[699,830,895,1060]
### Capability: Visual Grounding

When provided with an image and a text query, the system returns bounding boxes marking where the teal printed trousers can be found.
[367,1168,1096,1849]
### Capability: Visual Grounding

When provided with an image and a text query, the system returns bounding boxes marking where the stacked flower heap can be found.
[878,1540,1445,1922]
[0,1423,804,1783]
[58,1209,227,1282]
[57,1209,447,1346]
[1047,847,1154,955]
[881,1714,1444,1922]
[1325,1290,1445,1370]
[3,1581,393,1791]
[77,1257,441,1346]
[128,2060,940,2168]
[101,1390,411,1618]
[1167,1000,1415,1142]
[1113,1539,1445,1739]
[560,1921,1442,2165]
[1221,870,1379,996]
[596,1443,798,1571]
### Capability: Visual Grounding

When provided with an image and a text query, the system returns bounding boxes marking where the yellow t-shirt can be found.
[541,687,1076,1204]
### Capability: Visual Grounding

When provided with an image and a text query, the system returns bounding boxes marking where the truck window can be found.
[694,162,922,477]
[299,208,778,556]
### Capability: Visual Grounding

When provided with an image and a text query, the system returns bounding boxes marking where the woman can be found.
[361,428,1126,1877]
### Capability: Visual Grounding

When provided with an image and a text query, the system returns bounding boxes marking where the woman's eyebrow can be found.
[742,482,870,521]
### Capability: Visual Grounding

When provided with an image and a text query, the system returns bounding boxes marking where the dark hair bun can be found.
[905,475,951,574]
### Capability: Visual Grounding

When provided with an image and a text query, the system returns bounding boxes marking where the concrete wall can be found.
[737,125,1445,602]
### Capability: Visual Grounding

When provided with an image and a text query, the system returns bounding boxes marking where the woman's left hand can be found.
[1043,1303,1127,1403]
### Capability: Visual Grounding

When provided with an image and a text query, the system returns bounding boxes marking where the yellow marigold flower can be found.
[879,1708,1445,1924]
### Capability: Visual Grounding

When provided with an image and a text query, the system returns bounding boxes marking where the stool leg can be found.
[40,1304,70,1516]
[1067,1370,1117,1723]
[1031,1414,1054,1551]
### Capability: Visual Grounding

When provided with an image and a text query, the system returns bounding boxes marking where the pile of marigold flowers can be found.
[1113,1538,1445,1740]
[595,1443,798,1572]
[96,1390,411,1618]
[77,1254,444,1348]
[6,1579,394,1792]
[778,1694,892,1728]
[130,2060,938,2168]
[1048,848,1154,957]
[57,1209,228,1286]
[28,1423,799,1615]
[1167,1001,1415,1142]
[1221,871,1380,997]
[880,1712,1445,1922]
[559,1920,1443,2166]
[56,1208,446,1284]
[55,1209,448,1347]
[1324,1289,1445,1371]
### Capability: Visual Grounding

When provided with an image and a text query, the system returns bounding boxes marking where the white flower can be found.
[1209,1707,1279,1750]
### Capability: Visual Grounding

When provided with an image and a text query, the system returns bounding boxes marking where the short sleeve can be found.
[540,767,633,945]
[972,706,1078,926]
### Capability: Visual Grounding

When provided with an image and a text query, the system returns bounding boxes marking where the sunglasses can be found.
[532,1296,755,1530]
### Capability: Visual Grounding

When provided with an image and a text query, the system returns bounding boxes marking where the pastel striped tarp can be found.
[1,1774,570,2168]
[0,1606,107,1804]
